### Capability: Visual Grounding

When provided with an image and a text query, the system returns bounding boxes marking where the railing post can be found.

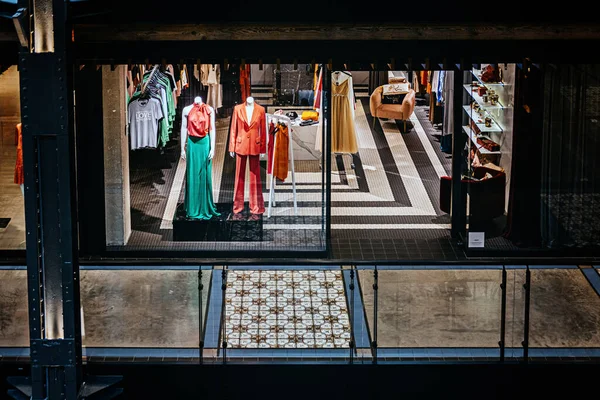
[199,268,204,365]
[499,266,507,362]
[372,266,378,364]
[349,266,356,364]
[522,266,531,364]
[221,267,228,365]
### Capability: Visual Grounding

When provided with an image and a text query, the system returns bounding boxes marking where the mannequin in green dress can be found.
[181,96,220,220]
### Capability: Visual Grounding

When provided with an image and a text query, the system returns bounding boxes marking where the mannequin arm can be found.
[229,107,238,157]
[181,107,189,159]
[209,106,216,159]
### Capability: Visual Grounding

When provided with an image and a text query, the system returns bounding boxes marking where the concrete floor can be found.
[359,268,600,349]
[0,66,25,250]
[0,267,598,351]
[0,269,212,348]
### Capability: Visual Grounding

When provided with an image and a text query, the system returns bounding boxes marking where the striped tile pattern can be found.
[123,91,454,250]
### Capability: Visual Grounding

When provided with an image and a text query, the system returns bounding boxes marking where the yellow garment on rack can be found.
[331,78,358,154]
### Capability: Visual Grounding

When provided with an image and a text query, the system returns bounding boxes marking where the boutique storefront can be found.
[2,2,600,398]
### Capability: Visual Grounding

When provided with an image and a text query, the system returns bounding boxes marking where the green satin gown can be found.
[184,136,220,220]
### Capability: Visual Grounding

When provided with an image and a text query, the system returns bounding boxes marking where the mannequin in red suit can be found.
[229,96,266,220]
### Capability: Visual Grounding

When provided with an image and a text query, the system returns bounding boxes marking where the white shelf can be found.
[462,105,503,133]
[462,126,502,155]
[471,68,507,87]
[463,84,504,110]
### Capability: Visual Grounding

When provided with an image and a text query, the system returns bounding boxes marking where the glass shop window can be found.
[0,65,26,251]
[89,62,327,254]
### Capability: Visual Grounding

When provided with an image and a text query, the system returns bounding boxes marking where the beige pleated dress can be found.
[331,77,359,154]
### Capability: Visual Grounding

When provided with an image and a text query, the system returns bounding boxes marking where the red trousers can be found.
[233,154,265,214]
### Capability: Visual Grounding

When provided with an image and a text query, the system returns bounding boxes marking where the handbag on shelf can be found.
[476,136,500,152]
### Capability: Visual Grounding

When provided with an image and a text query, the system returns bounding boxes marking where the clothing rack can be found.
[266,113,297,218]
[141,64,159,94]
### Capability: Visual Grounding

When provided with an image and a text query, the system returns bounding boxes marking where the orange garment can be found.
[187,103,212,138]
[228,103,267,156]
[240,64,251,102]
[14,123,23,185]
[272,122,289,182]
[420,71,428,86]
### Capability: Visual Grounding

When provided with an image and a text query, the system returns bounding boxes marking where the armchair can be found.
[369,83,416,132]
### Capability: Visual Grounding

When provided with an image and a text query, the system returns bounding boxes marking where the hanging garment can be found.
[14,123,23,185]
[221,63,241,112]
[181,65,189,89]
[127,97,164,150]
[331,74,359,154]
[184,135,220,220]
[187,102,212,138]
[441,71,454,154]
[313,66,323,110]
[272,122,289,181]
[229,102,267,214]
[267,121,276,174]
[239,64,251,102]
[201,64,223,109]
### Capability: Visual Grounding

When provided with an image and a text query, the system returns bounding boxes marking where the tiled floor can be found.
[224,270,351,348]
[0,66,25,250]
[121,87,459,255]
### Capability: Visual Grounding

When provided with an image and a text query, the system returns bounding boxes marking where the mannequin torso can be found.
[181,96,216,160]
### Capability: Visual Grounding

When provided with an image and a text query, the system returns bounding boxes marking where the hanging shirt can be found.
[187,103,212,138]
[128,97,164,150]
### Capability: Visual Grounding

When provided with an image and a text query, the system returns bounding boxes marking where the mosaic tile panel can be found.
[225,270,351,348]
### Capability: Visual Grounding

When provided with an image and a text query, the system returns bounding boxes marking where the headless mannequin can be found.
[181,96,216,160]
[230,96,255,158]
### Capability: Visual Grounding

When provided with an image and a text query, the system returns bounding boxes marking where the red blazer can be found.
[229,103,266,156]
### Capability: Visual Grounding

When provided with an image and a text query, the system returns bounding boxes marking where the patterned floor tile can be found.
[224,270,351,348]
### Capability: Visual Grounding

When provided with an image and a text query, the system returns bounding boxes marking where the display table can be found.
[290,120,321,160]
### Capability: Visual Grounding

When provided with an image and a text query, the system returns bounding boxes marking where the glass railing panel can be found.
[80,268,203,359]
[528,266,600,360]
[0,268,28,347]
[360,266,503,362]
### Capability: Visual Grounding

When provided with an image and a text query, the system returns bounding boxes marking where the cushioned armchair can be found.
[369,82,416,132]
[440,166,506,223]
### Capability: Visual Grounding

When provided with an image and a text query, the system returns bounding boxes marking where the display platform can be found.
[173,203,263,242]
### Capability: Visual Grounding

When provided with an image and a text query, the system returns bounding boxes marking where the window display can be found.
[92,62,327,253]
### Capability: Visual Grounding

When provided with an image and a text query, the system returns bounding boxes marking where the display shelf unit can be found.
[462,126,502,155]
[462,105,503,133]
[463,84,504,110]
[471,68,508,87]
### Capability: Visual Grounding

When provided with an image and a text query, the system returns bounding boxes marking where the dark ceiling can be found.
[2,0,598,25]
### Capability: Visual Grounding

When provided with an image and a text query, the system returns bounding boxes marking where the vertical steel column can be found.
[372,267,378,364]
[221,267,228,364]
[349,266,355,364]
[450,66,467,240]
[499,266,507,362]
[20,0,80,398]
[199,268,204,364]
[522,266,531,363]
[8,1,121,399]
[324,64,332,249]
